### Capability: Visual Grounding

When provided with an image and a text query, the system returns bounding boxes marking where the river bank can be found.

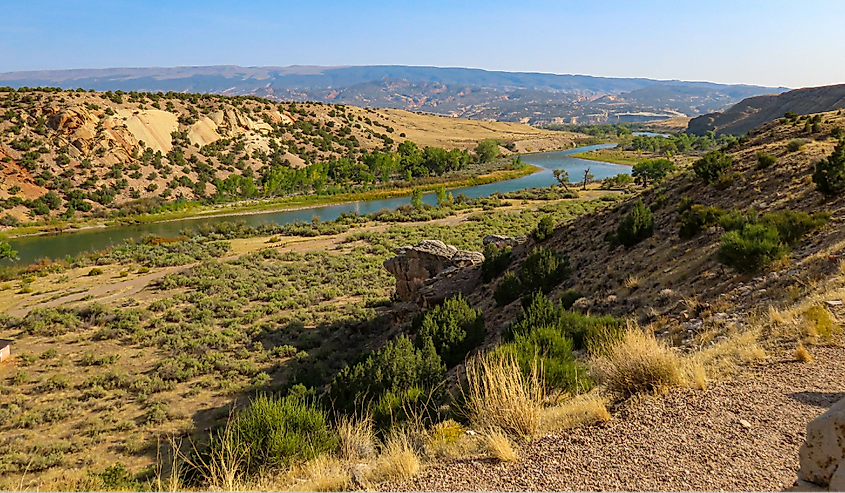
[3,163,542,240]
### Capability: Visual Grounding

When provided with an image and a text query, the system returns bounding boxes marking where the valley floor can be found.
[385,342,843,491]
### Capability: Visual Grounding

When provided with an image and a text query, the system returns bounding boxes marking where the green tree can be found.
[0,241,17,260]
[435,186,447,205]
[813,139,845,196]
[692,151,733,184]
[474,139,500,163]
[616,199,654,248]
[532,215,555,242]
[632,158,675,187]
[411,188,424,209]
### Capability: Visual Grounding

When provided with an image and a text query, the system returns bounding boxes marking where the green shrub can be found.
[761,210,829,245]
[507,292,623,351]
[679,204,725,238]
[756,151,777,170]
[88,268,103,276]
[616,199,653,248]
[481,243,511,283]
[787,139,806,152]
[558,289,583,310]
[718,223,788,273]
[812,139,845,196]
[413,295,485,367]
[692,151,733,184]
[518,247,570,293]
[532,215,555,242]
[494,271,522,306]
[330,336,445,428]
[498,292,623,392]
[227,393,337,471]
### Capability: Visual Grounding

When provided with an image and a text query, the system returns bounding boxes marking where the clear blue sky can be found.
[2,0,844,88]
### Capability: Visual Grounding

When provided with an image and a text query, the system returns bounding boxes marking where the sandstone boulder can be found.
[384,240,484,302]
[799,396,845,490]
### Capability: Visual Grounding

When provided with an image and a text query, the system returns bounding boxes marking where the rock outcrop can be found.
[799,396,845,490]
[482,234,524,249]
[384,240,484,303]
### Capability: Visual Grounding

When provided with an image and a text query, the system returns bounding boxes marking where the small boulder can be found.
[799,397,845,490]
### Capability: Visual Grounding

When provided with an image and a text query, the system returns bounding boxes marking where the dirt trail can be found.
[385,344,845,492]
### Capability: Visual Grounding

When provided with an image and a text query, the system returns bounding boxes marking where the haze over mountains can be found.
[0,65,786,126]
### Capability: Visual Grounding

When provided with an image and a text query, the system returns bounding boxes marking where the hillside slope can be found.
[0,88,576,223]
[383,113,845,492]
[688,84,845,136]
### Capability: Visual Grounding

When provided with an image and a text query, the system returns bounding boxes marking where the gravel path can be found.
[385,344,845,492]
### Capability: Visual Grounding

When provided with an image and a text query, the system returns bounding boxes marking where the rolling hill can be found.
[687,83,845,136]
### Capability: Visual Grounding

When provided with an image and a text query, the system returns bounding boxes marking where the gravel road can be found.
[385,344,844,492]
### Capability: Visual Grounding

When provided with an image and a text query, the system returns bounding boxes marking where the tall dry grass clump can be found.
[483,428,518,462]
[295,455,352,492]
[366,430,420,483]
[337,415,376,461]
[463,352,545,438]
[591,329,685,397]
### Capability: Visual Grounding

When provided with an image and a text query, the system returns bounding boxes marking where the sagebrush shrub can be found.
[756,151,777,170]
[679,204,725,238]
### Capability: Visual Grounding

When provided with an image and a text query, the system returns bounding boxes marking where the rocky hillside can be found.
[439,109,845,353]
[688,83,845,136]
[0,88,573,223]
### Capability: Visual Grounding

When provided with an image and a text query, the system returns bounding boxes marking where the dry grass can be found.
[365,431,421,484]
[463,352,544,438]
[176,417,248,492]
[794,344,814,363]
[591,329,686,398]
[424,419,480,460]
[691,329,767,381]
[337,415,376,461]
[293,455,352,492]
[539,393,611,433]
[623,275,640,289]
[483,428,518,462]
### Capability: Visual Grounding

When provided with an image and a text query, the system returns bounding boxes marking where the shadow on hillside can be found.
[788,391,845,409]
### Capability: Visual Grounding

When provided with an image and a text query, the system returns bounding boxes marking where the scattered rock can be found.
[739,419,752,429]
[482,234,524,249]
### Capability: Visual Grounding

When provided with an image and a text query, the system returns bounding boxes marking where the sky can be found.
[1,0,844,88]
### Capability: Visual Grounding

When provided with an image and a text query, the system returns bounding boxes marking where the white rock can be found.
[799,397,845,489]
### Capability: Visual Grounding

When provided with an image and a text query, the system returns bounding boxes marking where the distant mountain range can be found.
[687,83,845,136]
[0,65,787,125]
